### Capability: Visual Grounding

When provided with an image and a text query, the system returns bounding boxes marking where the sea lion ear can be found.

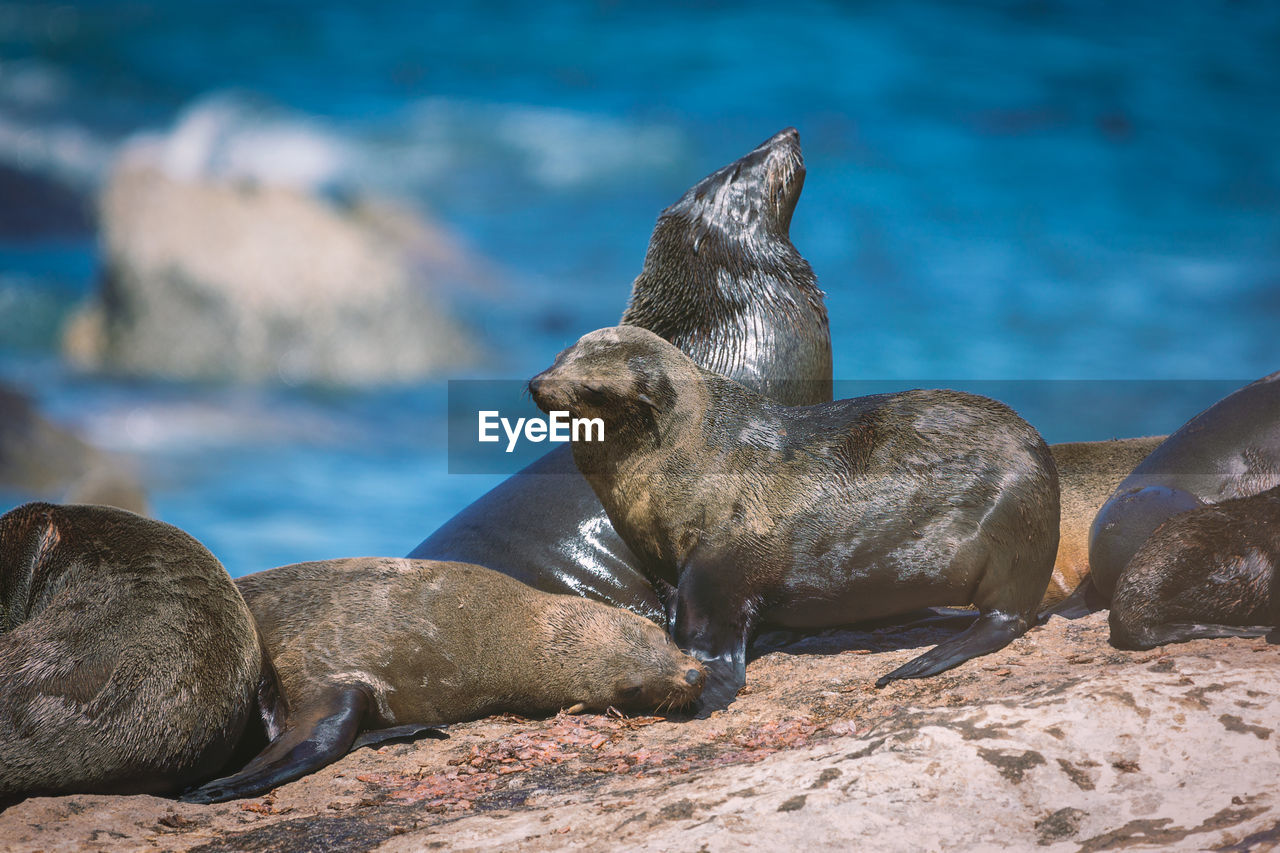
[636,392,657,409]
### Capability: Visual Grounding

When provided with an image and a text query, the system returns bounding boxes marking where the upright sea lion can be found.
[1109,485,1280,649]
[1043,436,1165,609]
[529,326,1059,709]
[182,558,705,804]
[0,502,280,804]
[1089,370,1280,600]
[408,128,831,625]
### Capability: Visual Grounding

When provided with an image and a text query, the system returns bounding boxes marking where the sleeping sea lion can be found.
[182,558,704,803]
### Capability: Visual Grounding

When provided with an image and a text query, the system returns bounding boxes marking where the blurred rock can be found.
[64,148,482,385]
[0,382,147,515]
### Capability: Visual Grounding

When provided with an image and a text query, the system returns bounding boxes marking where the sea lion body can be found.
[530,327,1059,708]
[0,502,277,802]
[1109,485,1280,649]
[1043,436,1165,609]
[1089,371,1280,600]
[408,128,831,624]
[183,558,704,803]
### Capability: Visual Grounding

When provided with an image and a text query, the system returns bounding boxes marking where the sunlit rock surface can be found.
[3,611,1276,852]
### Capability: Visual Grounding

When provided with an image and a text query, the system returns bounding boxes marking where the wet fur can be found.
[1089,371,1280,600]
[409,128,831,624]
[1109,485,1280,649]
[0,502,273,803]
[183,558,703,803]
[531,327,1060,707]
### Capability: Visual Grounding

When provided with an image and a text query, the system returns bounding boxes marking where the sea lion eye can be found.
[581,384,610,405]
[618,681,644,701]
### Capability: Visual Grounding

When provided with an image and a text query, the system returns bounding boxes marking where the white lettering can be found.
[479,411,605,452]
[573,417,604,442]
[478,411,500,442]
[502,417,526,453]
[549,410,570,441]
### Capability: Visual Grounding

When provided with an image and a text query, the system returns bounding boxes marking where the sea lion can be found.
[1109,485,1280,650]
[408,128,831,625]
[529,326,1059,709]
[1089,370,1280,601]
[1042,436,1165,609]
[0,502,280,804]
[182,558,705,804]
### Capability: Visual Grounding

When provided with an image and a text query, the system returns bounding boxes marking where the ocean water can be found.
[0,1,1277,575]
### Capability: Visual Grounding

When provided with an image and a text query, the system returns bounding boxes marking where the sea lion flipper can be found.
[874,611,1029,688]
[671,551,749,713]
[1038,578,1107,623]
[180,685,370,804]
[351,724,448,752]
[689,657,746,716]
[1109,621,1274,651]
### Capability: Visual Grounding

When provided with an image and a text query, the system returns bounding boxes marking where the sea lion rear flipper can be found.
[1038,578,1107,623]
[874,611,1029,688]
[1109,621,1275,651]
[351,724,448,751]
[179,686,370,804]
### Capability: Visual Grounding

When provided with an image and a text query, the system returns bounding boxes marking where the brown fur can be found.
[235,558,705,724]
[185,558,704,802]
[0,502,270,802]
[1043,437,1164,608]
[531,326,1059,704]
[1109,485,1280,649]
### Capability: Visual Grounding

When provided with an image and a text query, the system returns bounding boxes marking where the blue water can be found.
[0,1,1277,575]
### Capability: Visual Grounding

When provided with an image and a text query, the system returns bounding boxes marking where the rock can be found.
[64,147,482,385]
[2,611,1276,851]
[0,382,147,515]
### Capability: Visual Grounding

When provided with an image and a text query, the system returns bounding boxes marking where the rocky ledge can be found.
[2,611,1276,852]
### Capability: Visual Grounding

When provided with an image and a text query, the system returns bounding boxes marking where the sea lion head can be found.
[628,127,806,297]
[670,126,805,242]
[545,598,706,713]
[529,325,701,426]
[618,128,829,406]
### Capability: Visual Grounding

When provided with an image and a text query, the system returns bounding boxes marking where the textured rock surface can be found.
[64,149,483,385]
[2,611,1276,852]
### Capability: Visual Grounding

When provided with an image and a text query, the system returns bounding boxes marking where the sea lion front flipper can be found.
[690,658,747,716]
[874,611,1029,688]
[351,724,448,752]
[180,686,370,804]
[671,552,750,714]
